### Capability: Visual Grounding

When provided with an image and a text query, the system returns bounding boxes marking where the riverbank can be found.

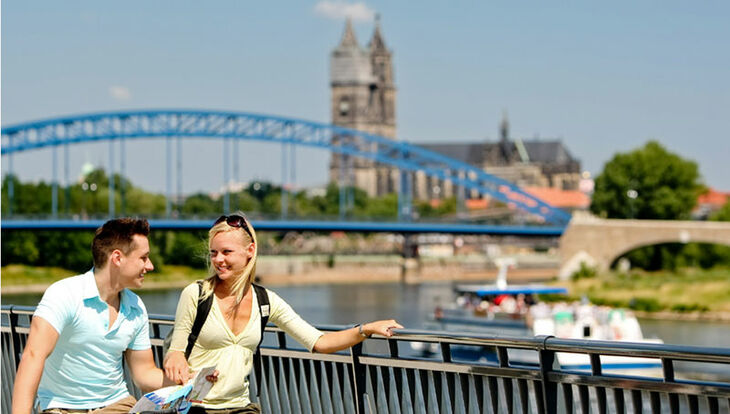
[3,262,729,322]
[1,254,558,293]
[551,267,730,321]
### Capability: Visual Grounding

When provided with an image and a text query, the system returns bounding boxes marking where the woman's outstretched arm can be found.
[312,319,403,354]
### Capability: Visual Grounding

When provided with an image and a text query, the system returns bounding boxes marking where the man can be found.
[12,218,175,413]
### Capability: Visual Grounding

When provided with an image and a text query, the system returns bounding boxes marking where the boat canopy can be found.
[456,284,568,296]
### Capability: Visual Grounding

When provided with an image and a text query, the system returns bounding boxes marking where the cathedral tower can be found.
[329,17,396,196]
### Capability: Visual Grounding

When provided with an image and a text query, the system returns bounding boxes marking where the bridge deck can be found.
[0,219,566,236]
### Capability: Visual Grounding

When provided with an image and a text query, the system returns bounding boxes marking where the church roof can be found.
[420,143,485,166]
[420,140,578,166]
[521,140,575,164]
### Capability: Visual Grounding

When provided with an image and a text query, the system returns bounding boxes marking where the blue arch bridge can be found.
[2,109,570,235]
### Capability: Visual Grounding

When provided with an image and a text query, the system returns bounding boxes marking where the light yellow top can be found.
[169,282,323,408]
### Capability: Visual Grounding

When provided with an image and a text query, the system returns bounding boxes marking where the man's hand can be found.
[125,348,173,393]
[12,316,59,414]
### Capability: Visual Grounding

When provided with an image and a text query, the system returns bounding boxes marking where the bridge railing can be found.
[3,305,729,413]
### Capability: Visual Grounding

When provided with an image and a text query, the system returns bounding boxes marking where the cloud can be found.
[314,1,375,23]
[108,85,132,101]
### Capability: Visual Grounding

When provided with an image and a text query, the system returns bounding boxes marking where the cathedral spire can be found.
[500,111,510,142]
[338,18,359,48]
[369,13,387,51]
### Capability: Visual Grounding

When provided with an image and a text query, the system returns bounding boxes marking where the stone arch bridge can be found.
[559,214,730,279]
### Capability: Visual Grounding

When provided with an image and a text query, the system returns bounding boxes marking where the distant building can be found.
[419,115,583,200]
[329,17,397,197]
[693,188,730,219]
[328,19,582,204]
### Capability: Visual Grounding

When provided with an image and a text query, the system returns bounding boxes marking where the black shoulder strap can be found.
[185,281,215,360]
[251,283,270,396]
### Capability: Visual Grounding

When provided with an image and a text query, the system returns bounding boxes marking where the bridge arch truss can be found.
[2,109,570,225]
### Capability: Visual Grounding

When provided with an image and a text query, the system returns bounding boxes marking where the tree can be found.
[710,200,730,222]
[590,141,705,220]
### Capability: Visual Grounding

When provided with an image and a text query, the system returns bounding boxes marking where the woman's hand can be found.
[204,370,220,383]
[362,319,404,338]
[313,319,404,354]
[163,350,193,385]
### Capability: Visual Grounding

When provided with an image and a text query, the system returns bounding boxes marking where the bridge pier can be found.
[400,234,421,283]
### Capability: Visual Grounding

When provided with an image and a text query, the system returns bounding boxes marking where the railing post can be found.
[108,139,115,218]
[7,135,14,217]
[9,307,23,370]
[52,145,58,218]
[537,335,558,414]
[350,342,368,414]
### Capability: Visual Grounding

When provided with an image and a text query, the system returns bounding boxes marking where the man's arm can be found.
[12,316,60,414]
[124,349,175,393]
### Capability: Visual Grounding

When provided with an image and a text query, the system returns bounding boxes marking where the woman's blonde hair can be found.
[201,213,258,305]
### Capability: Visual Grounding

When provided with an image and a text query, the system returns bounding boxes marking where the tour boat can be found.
[413,261,663,374]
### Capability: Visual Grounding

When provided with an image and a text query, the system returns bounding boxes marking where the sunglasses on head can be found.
[214,214,253,240]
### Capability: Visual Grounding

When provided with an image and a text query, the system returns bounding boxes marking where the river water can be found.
[4,281,728,348]
[4,281,729,381]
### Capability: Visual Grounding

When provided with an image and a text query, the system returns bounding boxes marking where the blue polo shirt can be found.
[34,270,151,410]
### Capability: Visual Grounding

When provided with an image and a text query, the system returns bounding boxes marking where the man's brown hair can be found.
[92,218,151,269]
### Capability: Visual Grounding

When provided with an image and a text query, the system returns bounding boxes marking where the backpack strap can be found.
[251,283,270,396]
[185,281,215,360]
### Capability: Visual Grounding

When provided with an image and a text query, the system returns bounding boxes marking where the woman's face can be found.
[209,230,254,282]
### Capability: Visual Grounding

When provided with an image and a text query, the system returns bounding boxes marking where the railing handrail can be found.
[5,305,728,363]
[3,304,729,413]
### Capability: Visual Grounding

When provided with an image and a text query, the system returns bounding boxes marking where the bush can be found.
[571,262,597,280]
[670,303,709,313]
[628,297,663,312]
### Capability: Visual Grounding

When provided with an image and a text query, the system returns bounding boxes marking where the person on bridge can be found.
[11,218,216,414]
[163,213,403,413]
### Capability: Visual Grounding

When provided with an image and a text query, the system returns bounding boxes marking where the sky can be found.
[2,1,729,195]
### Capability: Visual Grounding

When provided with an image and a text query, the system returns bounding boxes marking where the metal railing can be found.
[3,305,730,413]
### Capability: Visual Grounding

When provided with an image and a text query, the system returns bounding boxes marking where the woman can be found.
[164,213,402,413]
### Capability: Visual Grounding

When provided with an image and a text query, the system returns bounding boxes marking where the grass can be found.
[548,267,730,313]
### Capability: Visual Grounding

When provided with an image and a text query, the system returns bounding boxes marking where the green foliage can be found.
[618,242,730,271]
[670,303,709,312]
[561,267,730,313]
[231,191,259,213]
[1,231,93,273]
[1,231,40,264]
[361,193,398,219]
[180,193,221,215]
[247,181,280,204]
[125,187,167,216]
[261,192,282,216]
[571,262,597,280]
[628,297,663,312]
[159,231,208,269]
[2,171,466,271]
[415,197,457,219]
[710,200,730,222]
[590,141,705,220]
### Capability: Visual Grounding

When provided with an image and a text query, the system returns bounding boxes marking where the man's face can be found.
[118,234,154,289]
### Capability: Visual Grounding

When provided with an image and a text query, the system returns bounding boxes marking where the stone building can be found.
[328,19,581,202]
[419,116,582,200]
[329,17,398,197]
